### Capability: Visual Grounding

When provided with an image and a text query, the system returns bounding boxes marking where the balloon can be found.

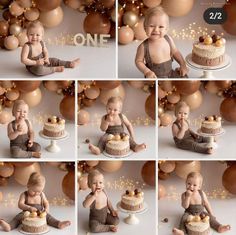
[14,81,41,92]
[181,90,203,110]
[101,0,115,8]
[175,161,201,179]
[118,26,134,44]
[78,109,90,125]
[62,170,75,200]
[215,81,232,89]
[17,30,28,47]
[9,1,24,16]
[0,177,8,186]
[145,93,155,120]
[0,191,2,201]
[173,81,201,95]
[158,86,167,99]
[39,7,64,28]
[19,88,42,107]
[79,174,88,190]
[96,81,121,90]
[160,113,172,126]
[24,8,40,21]
[6,89,20,101]
[0,20,9,37]
[167,92,180,104]
[12,162,34,167]
[128,81,144,89]
[60,96,75,121]
[99,84,125,105]
[17,0,32,8]
[158,106,164,116]
[204,81,219,94]
[143,0,161,8]
[158,183,166,199]
[159,81,173,92]
[86,161,99,167]
[0,163,14,177]
[222,164,236,194]
[84,87,100,99]
[162,0,194,17]
[222,0,236,35]
[35,0,61,11]
[141,161,155,186]
[9,23,22,37]
[43,81,59,92]
[84,12,111,35]
[220,98,236,122]
[158,170,170,180]
[1,81,13,89]
[125,2,140,15]
[4,36,19,50]
[0,111,12,124]
[133,17,147,41]
[123,11,139,27]
[13,163,41,185]
[118,5,124,27]
[64,0,80,9]
[99,161,123,172]
[159,161,175,173]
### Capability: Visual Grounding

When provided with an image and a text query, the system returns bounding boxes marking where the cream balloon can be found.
[17,30,28,47]
[86,161,99,167]
[160,113,173,126]
[19,88,42,107]
[9,1,24,16]
[64,0,80,9]
[0,163,14,177]
[159,81,173,92]
[133,17,147,40]
[78,109,90,125]
[0,111,12,124]
[118,26,134,45]
[167,92,180,104]
[128,81,144,89]
[13,163,41,186]
[158,86,167,99]
[24,8,40,21]
[159,161,176,173]
[204,81,219,94]
[39,7,64,28]
[6,89,20,101]
[99,161,123,173]
[143,0,161,8]
[175,161,201,179]
[99,84,125,105]
[79,174,88,190]
[84,86,100,99]
[4,35,19,50]
[181,90,202,110]
[17,0,32,8]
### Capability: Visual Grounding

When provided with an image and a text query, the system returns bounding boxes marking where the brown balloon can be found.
[84,12,111,35]
[145,93,155,120]
[101,0,115,8]
[141,161,155,186]
[0,20,9,37]
[158,170,170,180]
[0,163,14,177]
[96,81,121,90]
[14,81,41,93]
[62,170,75,200]
[60,95,75,121]
[173,81,201,95]
[222,0,236,35]
[215,81,232,89]
[35,0,61,11]
[222,164,236,194]
[12,162,34,167]
[220,97,236,122]
[118,5,124,27]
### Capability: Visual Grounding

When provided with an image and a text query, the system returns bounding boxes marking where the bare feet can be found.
[0,219,11,232]
[32,152,41,158]
[58,220,71,229]
[110,225,117,232]
[54,66,64,72]
[207,147,213,154]
[172,228,184,235]
[70,58,80,68]
[134,143,146,152]
[88,144,101,155]
[218,225,231,233]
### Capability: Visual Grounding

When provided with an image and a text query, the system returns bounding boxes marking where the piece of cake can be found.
[185,214,210,235]
[120,189,144,211]
[105,134,130,156]
[21,211,48,234]
[200,115,222,134]
[43,116,65,137]
[192,34,226,66]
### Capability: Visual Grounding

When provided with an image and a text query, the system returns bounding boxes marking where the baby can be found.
[135,6,188,78]
[21,21,80,76]
[0,172,71,232]
[88,96,146,155]
[172,101,213,154]
[7,100,41,158]
[83,169,119,233]
[172,172,230,235]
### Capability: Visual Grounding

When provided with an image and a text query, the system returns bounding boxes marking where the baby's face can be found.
[145,14,168,40]
[106,101,121,116]
[27,27,44,44]
[91,174,104,193]
[186,176,201,192]
[14,104,28,120]
[176,106,189,121]
[28,183,45,196]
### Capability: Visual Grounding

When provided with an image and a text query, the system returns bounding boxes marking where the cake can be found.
[200,115,222,134]
[43,116,65,137]
[120,189,144,211]
[21,211,48,234]
[192,34,226,66]
[105,134,130,156]
[185,214,210,235]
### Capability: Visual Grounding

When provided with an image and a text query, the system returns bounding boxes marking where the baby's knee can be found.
[34,143,41,152]
[10,148,21,158]
[89,223,100,233]
[113,217,119,226]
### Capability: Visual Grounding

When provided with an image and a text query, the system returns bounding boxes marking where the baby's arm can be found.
[18,193,37,212]
[172,120,188,139]
[21,44,44,66]
[122,114,135,139]
[82,194,96,208]
[107,199,118,217]
[27,120,35,147]
[42,192,50,213]
[42,42,50,64]
[7,122,21,140]
[202,191,214,215]
[100,115,110,132]
[181,191,192,209]
[135,43,157,78]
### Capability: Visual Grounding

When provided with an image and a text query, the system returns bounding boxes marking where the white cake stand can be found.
[117,202,148,225]
[196,129,225,149]
[103,150,133,158]
[185,54,231,78]
[39,131,69,153]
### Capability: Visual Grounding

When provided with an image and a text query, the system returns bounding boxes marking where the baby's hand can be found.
[44,58,50,65]
[180,119,188,131]
[29,207,37,213]
[186,190,193,197]
[36,59,44,65]
[111,210,118,217]
[106,114,114,123]
[16,124,23,133]
[179,65,188,77]
[28,140,33,148]
[145,70,157,78]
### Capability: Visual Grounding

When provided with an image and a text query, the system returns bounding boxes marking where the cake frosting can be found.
[43,116,65,137]
[120,189,144,211]
[201,115,222,134]
[186,215,210,235]
[105,134,130,156]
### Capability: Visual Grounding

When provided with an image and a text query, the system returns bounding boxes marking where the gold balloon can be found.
[62,170,75,200]
[9,23,22,36]
[0,111,12,124]
[220,97,236,122]
[158,106,164,116]
[159,161,176,173]
[175,161,201,179]
[143,0,161,8]
[84,86,100,99]
[160,113,172,126]
[118,26,134,45]
[133,17,147,41]
[128,81,144,89]
[6,88,20,101]
[78,109,90,125]
[158,183,166,199]
[9,1,24,16]
[43,81,59,92]
[158,86,167,99]
[17,0,32,8]
[141,161,155,186]
[35,0,61,11]
[167,92,180,104]
[204,81,219,94]
[24,8,40,21]
[123,11,139,27]
[60,96,75,121]
[19,88,42,107]
[159,81,173,92]
[17,30,28,47]
[39,7,64,28]
[181,90,203,110]
[99,161,123,172]
[64,0,80,9]
[0,163,14,177]
[86,161,99,167]
[4,35,19,50]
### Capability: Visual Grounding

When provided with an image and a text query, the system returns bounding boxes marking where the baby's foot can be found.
[172,228,184,235]
[58,220,71,229]
[110,225,117,232]
[70,58,80,68]
[88,144,101,155]
[134,143,146,152]
[207,147,213,154]
[32,152,41,158]
[218,225,231,233]
[0,219,11,232]
[54,66,64,72]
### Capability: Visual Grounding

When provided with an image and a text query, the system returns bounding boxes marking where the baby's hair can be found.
[27,20,44,34]
[186,171,203,187]
[27,172,45,188]
[87,169,103,188]
[144,6,169,28]
[174,101,190,117]
[12,100,28,116]
[106,96,123,106]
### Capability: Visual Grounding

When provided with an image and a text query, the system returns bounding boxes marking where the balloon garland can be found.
[158,80,236,127]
